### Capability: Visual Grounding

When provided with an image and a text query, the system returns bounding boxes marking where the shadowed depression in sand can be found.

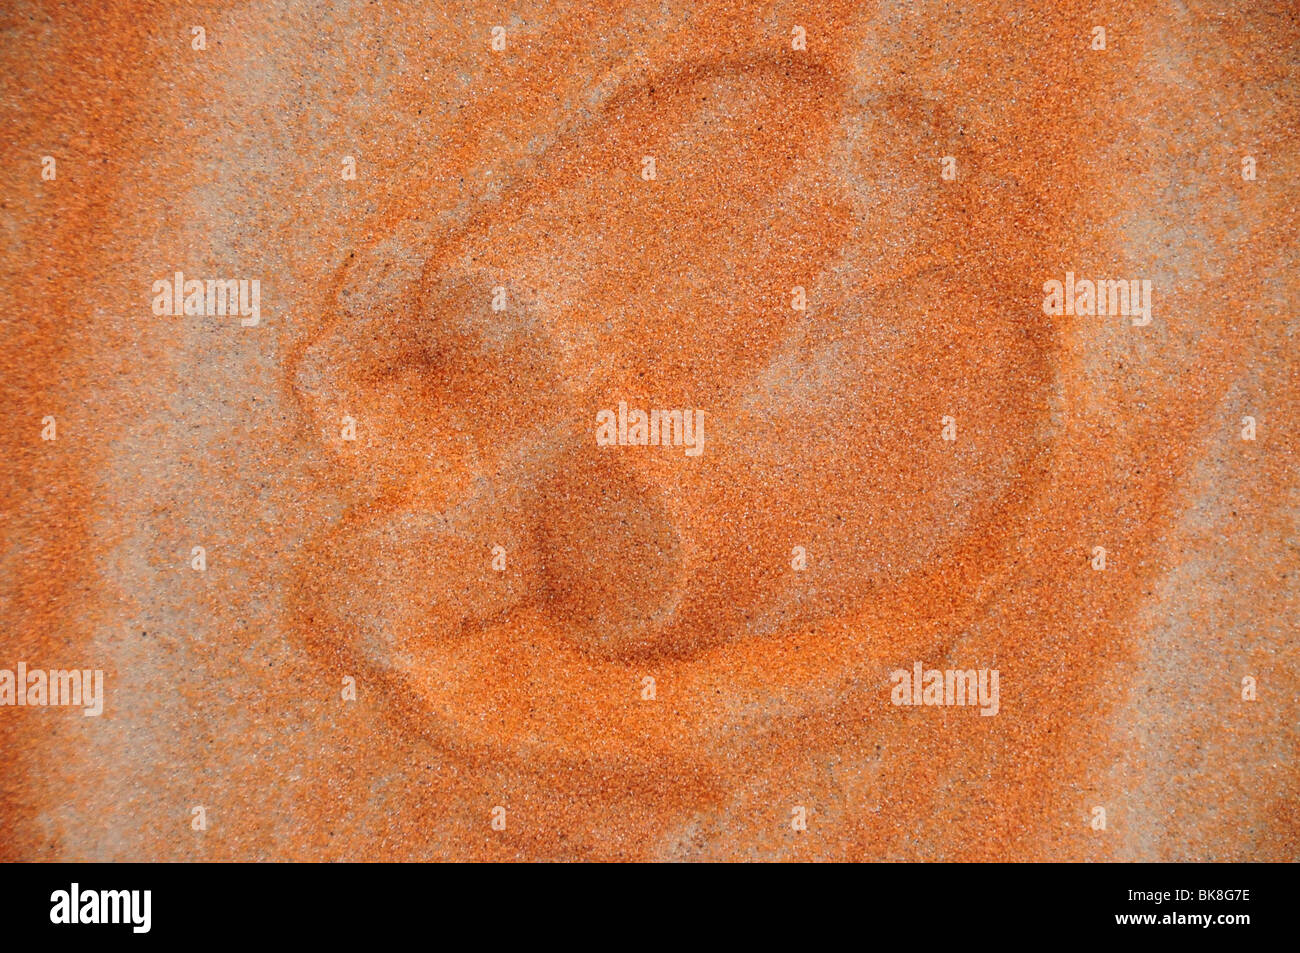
[1,0,1296,860]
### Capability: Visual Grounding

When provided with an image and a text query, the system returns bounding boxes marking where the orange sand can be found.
[1,0,1296,860]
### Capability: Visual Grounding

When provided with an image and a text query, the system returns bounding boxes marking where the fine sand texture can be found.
[1,0,1296,860]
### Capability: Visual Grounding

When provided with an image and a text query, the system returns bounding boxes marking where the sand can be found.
[0,0,1296,861]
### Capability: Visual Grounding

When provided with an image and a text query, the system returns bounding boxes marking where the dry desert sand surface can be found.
[1,0,1297,861]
